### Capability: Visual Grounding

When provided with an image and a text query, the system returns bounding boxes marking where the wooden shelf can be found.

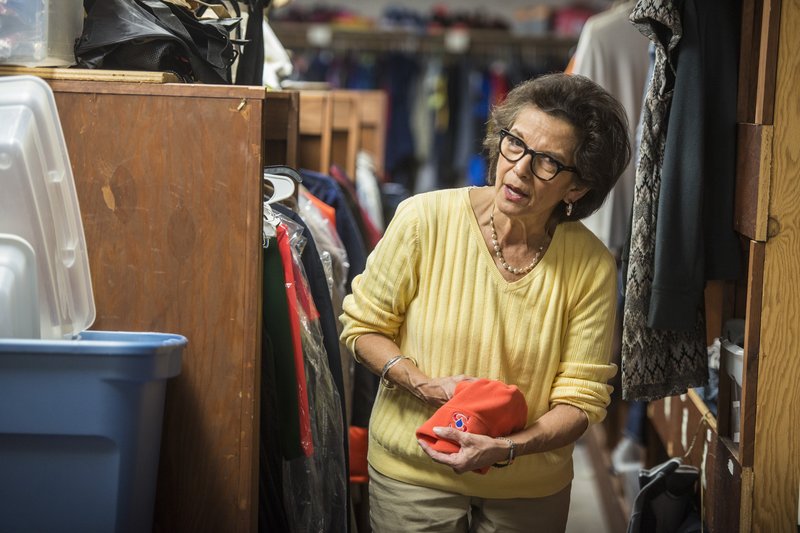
[648,390,744,531]
[271,21,577,57]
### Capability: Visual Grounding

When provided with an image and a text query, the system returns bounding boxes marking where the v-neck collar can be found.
[461,187,559,289]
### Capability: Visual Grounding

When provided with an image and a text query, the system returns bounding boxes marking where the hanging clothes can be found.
[259,252,293,532]
[263,224,314,456]
[648,0,742,330]
[621,0,707,401]
[355,150,385,233]
[274,218,348,533]
[300,170,368,290]
[298,191,354,423]
[274,204,350,440]
[298,169,377,429]
[329,165,382,250]
[262,200,352,531]
[383,52,421,191]
[571,1,650,256]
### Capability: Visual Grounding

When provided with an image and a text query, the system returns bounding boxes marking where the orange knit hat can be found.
[416,378,528,472]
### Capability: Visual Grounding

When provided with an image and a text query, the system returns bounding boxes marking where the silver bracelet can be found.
[493,437,516,468]
[379,355,417,389]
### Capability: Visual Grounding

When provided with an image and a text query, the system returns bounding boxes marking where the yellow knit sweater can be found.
[340,187,618,498]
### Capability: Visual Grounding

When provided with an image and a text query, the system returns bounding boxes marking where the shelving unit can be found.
[297,88,387,178]
[271,21,577,59]
[641,0,800,531]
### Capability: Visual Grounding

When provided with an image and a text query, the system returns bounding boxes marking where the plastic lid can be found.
[0,75,95,339]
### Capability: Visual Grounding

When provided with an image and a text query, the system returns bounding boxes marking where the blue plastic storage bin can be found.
[0,330,185,533]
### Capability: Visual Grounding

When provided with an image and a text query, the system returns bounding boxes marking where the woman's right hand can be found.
[411,375,476,407]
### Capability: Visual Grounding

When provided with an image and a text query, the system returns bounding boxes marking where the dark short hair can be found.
[483,73,631,221]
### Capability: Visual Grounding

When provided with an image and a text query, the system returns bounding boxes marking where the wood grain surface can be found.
[753,0,800,529]
[52,82,266,532]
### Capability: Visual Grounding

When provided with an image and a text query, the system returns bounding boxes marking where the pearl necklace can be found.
[489,211,546,275]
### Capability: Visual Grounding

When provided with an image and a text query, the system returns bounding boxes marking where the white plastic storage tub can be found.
[0,331,185,533]
[0,0,85,66]
[0,75,94,339]
[721,338,744,443]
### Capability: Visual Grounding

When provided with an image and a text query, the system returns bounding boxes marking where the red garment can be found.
[348,426,369,484]
[416,379,528,474]
[276,224,314,456]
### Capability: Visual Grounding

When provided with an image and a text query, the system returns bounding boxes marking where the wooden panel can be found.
[740,241,765,468]
[649,392,742,532]
[359,92,384,124]
[0,65,180,83]
[49,80,266,99]
[331,91,355,129]
[52,82,264,533]
[740,467,755,533]
[298,91,331,135]
[704,280,735,346]
[737,0,763,122]
[264,90,299,168]
[647,398,675,456]
[755,0,782,124]
[331,91,361,177]
[298,92,332,173]
[709,437,742,533]
[753,0,800,528]
[734,123,772,241]
[298,136,327,174]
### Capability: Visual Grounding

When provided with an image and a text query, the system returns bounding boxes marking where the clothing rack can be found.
[272,21,576,61]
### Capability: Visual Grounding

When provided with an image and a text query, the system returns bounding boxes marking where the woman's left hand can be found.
[417,427,510,474]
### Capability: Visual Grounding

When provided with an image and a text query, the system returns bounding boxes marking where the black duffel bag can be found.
[75,0,241,83]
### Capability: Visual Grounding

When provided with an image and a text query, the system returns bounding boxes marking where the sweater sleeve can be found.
[550,248,618,425]
[339,197,421,358]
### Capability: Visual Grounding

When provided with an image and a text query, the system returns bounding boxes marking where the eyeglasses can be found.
[498,129,579,181]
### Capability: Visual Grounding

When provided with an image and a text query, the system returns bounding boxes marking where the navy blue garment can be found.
[299,170,368,292]
[381,52,420,191]
[435,61,464,189]
[272,204,351,532]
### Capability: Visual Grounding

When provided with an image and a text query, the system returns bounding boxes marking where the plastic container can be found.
[0,76,184,533]
[0,0,84,66]
[0,331,186,533]
[721,338,743,443]
[0,75,94,339]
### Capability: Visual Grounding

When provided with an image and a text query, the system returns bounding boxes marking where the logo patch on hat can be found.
[450,412,470,432]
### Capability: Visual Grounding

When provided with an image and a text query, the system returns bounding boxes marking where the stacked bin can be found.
[0,76,185,532]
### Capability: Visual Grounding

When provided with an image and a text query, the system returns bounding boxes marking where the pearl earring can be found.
[566,202,573,217]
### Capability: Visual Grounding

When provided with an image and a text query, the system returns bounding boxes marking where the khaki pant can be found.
[368,465,571,533]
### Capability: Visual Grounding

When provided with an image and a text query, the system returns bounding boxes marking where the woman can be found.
[340,73,630,532]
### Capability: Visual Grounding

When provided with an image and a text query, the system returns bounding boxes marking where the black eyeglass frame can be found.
[498,129,580,181]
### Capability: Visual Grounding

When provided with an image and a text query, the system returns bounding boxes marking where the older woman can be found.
[340,73,631,533]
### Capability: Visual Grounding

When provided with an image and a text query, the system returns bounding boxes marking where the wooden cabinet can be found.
[297,89,387,178]
[47,81,297,532]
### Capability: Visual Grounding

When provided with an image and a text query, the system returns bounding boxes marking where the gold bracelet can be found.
[492,437,516,468]
[379,355,417,389]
